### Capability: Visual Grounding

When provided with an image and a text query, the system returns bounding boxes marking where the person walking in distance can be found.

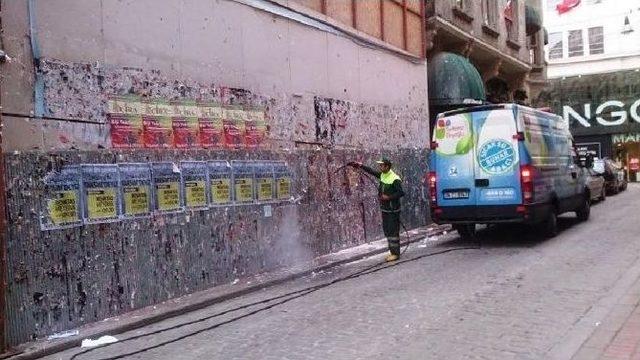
[349,158,405,262]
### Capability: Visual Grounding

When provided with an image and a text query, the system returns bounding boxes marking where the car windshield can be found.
[593,160,605,174]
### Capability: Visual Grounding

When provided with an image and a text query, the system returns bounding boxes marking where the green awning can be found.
[526,5,542,35]
[427,52,486,106]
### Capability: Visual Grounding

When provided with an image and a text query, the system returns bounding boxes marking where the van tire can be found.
[454,224,476,240]
[542,208,558,238]
[576,195,591,221]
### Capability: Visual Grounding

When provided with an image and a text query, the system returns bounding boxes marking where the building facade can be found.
[425,0,547,127]
[536,0,640,181]
[0,0,428,348]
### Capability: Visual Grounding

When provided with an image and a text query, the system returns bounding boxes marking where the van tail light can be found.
[427,171,437,206]
[513,132,525,141]
[520,165,534,204]
[430,141,439,150]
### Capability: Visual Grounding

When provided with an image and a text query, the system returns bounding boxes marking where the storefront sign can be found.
[576,142,602,159]
[564,99,640,128]
[612,133,640,144]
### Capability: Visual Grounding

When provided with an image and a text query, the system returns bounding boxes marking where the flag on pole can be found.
[557,0,581,14]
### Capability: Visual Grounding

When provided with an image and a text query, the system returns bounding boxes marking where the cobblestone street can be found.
[47,185,640,360]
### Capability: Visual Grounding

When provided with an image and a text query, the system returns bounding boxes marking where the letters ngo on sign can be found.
[564,99,640,127]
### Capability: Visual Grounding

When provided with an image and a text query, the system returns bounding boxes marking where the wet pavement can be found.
[46,185,640,360]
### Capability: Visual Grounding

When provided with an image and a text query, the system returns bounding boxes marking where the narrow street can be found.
[47,185,640,360]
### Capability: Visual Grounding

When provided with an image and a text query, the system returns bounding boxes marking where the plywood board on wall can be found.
[292,0,323,13]
[326,0,353,26]
[406,0,421,14]
[355,0,382,39]
[406,12,423,56]
[383,0,404,49]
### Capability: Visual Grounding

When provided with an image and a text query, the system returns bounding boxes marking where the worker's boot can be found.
[385,254,399,262]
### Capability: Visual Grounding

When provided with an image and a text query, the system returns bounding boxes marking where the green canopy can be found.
[428,52,486,106]
[526,4,542,35]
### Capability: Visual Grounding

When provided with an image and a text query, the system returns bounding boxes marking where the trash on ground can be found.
[81,335,119,348]
[47,329,79,340]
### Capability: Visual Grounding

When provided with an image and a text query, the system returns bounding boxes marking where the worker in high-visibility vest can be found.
[349,158,405,262]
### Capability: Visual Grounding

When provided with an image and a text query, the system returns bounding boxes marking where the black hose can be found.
[70,241,478,360]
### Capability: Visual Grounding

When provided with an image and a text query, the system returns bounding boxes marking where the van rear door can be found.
[433,113,477,207]
[434,108,522,213]
[472,109,522,207]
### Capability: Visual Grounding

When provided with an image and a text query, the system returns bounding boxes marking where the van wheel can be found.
[454,224,476,240]
[576,195,591,221]
[542,209,558,238]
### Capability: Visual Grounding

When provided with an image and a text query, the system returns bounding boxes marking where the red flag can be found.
[557,0,581,14]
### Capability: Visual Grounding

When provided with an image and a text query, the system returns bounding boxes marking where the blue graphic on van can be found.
[478,139,516,175]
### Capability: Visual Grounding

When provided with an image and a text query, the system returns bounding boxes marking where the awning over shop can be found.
[427,52,486,106]
[525,4,543,35]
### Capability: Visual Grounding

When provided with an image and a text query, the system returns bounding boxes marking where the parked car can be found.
[429,104,590,239]
[593,158,627,194]
[585,164,606,202]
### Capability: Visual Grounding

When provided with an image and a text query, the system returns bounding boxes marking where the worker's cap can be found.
[376,158,392,166]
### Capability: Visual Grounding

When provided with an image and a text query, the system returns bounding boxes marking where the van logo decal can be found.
[478,140,516,175]
[448,165,458,177]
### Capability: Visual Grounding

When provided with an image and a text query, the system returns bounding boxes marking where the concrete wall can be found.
[0,0,429,346]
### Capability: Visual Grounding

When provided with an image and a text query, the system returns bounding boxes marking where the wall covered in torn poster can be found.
[0,0,429,345]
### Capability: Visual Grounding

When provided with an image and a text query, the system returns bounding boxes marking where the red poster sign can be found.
[142,100,173,148]
[223,107,246,149]
[172,101,200,148]
[245,109,267,148]
[198,102,224,148]
[109,113,144,148]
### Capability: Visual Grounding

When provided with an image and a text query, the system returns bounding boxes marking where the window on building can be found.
[481,0,497,28]
[568,29,584,57]
[549,32,563,59]
[505,0,519,42]
[588,26,604,54]
[529,34,542,64]
[453,0,470,11]
[547,0,562,11]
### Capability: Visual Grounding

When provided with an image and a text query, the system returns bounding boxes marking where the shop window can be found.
[549,32,563,59]
[568,29,584,57]
[505,0,519,43]
[588,26,604,55]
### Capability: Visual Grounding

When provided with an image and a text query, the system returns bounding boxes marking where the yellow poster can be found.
[156,182,181,211]
[86,188,118,220]
[123,186,150,216]
[277,177,291,200]
[234,178,254,203]
[211,178,231,204]
[47,190,79,225]
[257,178,274,201]
[185,180,207,208]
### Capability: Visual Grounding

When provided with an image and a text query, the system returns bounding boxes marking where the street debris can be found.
[47,329,79,340]
[80,335,119,348]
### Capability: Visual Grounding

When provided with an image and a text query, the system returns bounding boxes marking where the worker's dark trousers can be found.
[382,211,401,256]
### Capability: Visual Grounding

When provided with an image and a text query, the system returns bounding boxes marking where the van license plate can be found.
[444,190,470,199]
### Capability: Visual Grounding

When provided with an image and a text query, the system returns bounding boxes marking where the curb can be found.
[2,224,450,360]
